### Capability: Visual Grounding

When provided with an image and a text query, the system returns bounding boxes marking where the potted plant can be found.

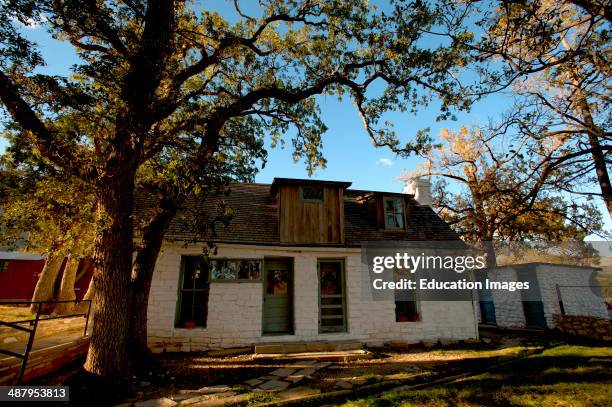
[409,313,419,322]
[183,320,196,329]
[397,314,409,322]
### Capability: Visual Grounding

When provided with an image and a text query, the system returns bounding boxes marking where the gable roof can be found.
[135,182,460,247]
[0,252,45,261]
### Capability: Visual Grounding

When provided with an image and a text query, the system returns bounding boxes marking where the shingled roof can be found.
[135,182,460,247]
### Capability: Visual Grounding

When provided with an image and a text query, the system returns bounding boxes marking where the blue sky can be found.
[0,1,608,236]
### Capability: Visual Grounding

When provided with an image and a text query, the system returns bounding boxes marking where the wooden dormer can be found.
[271,178,352,245]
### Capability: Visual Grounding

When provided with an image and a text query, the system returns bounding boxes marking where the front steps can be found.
[254,340,363,355]
[253,349,372,362]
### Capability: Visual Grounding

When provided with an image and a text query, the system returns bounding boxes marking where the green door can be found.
[263,259,293,334]
[522,301,547,328]
[479,301,496,324]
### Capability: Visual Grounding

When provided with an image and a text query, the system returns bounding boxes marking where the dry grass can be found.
[0,305,35,322]
[312,344,537,392]
[341,345,612,407]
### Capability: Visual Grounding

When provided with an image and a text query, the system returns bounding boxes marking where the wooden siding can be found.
[279,186,344,244]
[0,259,44,300]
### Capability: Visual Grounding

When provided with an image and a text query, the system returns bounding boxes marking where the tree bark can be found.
[54,256,78,315]
[84,171,136,387]
[130,200,177,369]
[482,241,497,269]
[467,181,498,268]
[30,255,64,314]
[587,131,612,217]
[576,93,612,218]
[76,272,95,315]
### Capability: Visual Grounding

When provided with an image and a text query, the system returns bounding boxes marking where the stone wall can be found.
[536,264,608,325]
[478,263,608,329]
[553,314,612,341]
[147,243,478,352]
[487,267,526,328]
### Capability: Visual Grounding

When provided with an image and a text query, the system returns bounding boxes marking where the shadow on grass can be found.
[343,345,612,407]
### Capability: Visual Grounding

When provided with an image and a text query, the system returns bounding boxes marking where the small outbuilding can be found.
[0,253,94,302]
[477,262,608,329]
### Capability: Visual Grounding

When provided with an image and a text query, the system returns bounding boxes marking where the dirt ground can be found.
[90,331,555,405]
[30,328,577,406]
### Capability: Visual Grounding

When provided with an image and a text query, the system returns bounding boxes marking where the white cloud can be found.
[10,15,45,30]
[376,158,394,167]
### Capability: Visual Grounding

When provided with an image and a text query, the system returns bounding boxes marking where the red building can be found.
[0,252,45,301]
[0,253,94,301]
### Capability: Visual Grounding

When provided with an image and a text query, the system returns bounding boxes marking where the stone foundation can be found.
[553,314,612,341]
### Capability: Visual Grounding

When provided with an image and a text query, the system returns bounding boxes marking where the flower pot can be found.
[398,315,409,322]
[183,320,196,329]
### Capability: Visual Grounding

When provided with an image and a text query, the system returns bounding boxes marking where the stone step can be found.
[206,347,251,357]
[254,340,362,354]
[253,349,372,362]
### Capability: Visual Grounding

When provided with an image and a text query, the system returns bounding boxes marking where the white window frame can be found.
[383,196,406,230]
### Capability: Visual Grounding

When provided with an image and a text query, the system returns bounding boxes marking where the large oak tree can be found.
[471,0,611,216]
[405,120,604,265]
[0,0,481,385]
[0,139,95,314]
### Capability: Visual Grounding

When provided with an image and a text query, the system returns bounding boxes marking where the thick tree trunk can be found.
[76,273,95,315]
[54,256,78,315]
[573,83,612,218]
[467,183,498,268]
[130,202,177,369]
[587,131,612,217]
[482,241,497,269]
[84,173,135,387]
[30,255,64,314]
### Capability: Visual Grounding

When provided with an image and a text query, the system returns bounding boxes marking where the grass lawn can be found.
[341,345,612,407]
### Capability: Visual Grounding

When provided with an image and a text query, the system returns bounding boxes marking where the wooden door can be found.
[263,259,293,334]
[318,259,347,333]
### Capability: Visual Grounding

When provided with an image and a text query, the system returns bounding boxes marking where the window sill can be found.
[174,327,207,332]
[318,330,349,335]
[260,333,296,340]
[210,280,262,284]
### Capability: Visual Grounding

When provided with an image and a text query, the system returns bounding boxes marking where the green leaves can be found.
[0,0,490,252]
[414,121,605,244]
[0,143,96,256]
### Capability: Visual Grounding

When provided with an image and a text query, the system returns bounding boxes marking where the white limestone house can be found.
[477,263,609,329]
[144,178,479,352]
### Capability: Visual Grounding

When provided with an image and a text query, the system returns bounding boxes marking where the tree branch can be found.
[0,71,97,180]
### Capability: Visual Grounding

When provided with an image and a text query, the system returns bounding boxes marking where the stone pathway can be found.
[249,360,331,391]
[119,360,334,406]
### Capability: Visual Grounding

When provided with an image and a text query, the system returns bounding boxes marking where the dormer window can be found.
[301,186,324,202]
[384,197,405,230]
